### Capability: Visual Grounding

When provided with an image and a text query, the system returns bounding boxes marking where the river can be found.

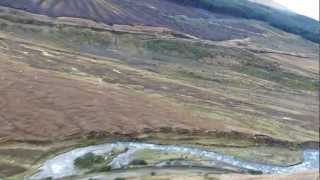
[28,142,319,179]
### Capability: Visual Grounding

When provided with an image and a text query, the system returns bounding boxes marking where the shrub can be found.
[74,152,105,169]
[114,178,126,180]
[129,159,148,166]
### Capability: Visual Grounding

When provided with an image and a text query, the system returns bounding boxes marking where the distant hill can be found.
[249,0,289,11]
[0,0,264,41]
[0,0,318,43]
[171,0,320,43]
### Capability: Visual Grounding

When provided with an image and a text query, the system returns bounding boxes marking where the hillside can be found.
[0,0,319,43]
[249,0,289,11]
[0,1,318,179]
[171,0,320,43]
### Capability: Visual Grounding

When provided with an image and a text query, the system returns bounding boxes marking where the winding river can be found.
[29,142,319,179]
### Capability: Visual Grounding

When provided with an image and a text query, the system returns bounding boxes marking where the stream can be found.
[28,142,319,179]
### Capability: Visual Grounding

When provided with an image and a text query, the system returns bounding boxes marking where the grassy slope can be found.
[0,6,318,141]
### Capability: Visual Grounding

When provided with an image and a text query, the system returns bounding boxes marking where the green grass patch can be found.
[177,69,222,83]
[144,39,210,60]
[214,146,303,166]
[241,66,318,91]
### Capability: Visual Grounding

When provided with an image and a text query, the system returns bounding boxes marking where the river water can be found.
[28,142,319,179]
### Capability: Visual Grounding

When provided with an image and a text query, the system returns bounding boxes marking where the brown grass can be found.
[0,58,227,141]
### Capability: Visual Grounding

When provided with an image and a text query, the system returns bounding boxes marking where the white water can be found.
[28,142,319,180]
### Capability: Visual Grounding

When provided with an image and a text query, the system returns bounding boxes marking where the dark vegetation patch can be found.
[129,159,148,166]
[73,147,129,173]
[87,165,112,173]
[114,178,126,180]
[144,39,210,60]
[74,152,105,169]
[177,69,222,83]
